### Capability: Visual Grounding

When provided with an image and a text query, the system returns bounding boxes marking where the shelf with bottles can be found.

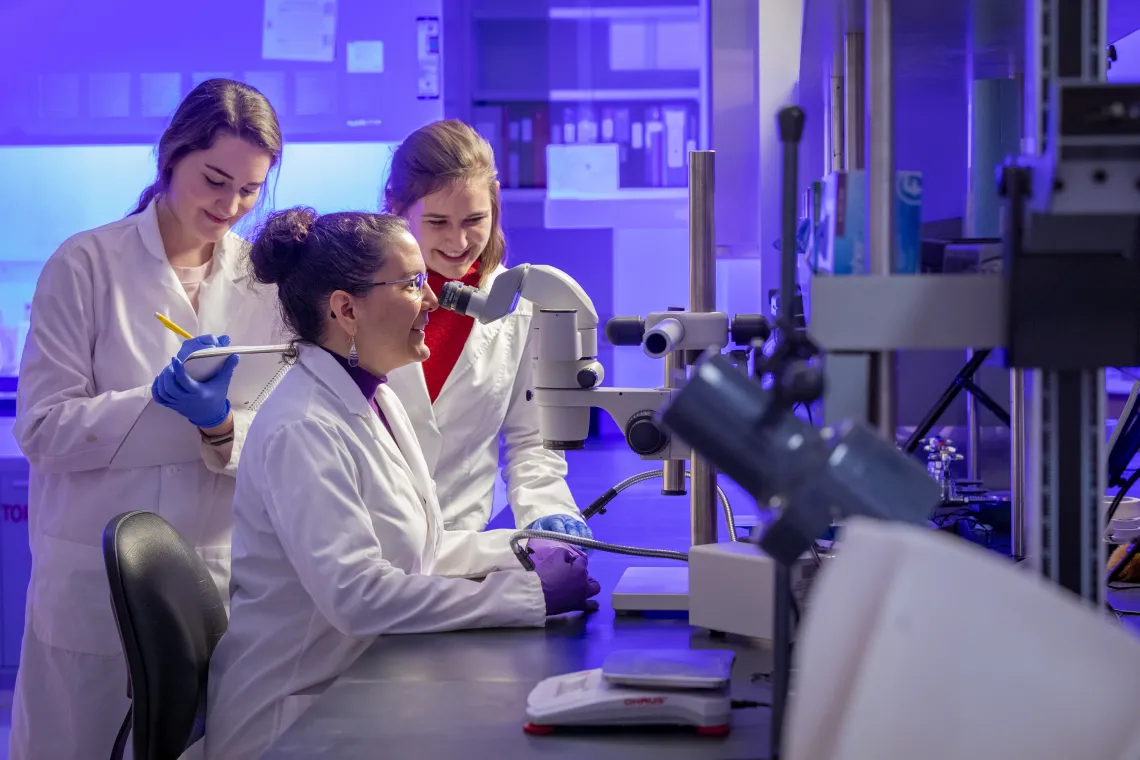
[474,89,701,103]
[471,0,703,105]
[473,1,701,21]
[473,99,700,191]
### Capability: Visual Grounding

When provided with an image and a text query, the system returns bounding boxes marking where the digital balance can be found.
[524,649,738,735]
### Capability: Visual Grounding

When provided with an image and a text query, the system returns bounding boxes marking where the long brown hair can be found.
[129,78,283,216]
[383,120,505,285]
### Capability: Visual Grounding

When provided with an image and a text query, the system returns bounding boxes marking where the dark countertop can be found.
[261,553,775,760]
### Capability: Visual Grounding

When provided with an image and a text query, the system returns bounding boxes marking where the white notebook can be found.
[109,344,293,470]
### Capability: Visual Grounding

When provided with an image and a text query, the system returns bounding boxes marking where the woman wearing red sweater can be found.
[383,120,589,538]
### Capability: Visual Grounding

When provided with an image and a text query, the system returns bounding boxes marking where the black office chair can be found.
[102,510,229,760]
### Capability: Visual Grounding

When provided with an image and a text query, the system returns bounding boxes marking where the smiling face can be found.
[329,230,440,377]
[164,132,272,246]
[404,180,493,279]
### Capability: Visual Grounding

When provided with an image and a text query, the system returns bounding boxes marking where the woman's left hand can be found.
[152,334,238,429]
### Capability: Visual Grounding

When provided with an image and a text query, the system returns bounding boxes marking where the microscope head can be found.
[531,308,604,450]
[439,262,604,451]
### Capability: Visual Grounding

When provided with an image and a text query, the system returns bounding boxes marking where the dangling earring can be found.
[348,335,359,368]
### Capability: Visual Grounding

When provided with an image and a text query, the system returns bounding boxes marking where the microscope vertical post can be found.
[1011,369,1027,560]
[662,346,687,495]
[688,150,720,545]
[844,30,864,173]
[865,0,897,442]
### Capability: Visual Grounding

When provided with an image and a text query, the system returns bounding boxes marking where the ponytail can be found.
[129,182,160,216]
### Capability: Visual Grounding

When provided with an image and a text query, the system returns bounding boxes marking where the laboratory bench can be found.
[262,550,776,760]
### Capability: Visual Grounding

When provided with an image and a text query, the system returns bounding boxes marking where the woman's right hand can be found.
[529,539,601,616]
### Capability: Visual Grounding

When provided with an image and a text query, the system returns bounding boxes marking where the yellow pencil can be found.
[155,312,194,340]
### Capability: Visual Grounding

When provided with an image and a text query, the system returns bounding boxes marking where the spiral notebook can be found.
[109,344,293,470]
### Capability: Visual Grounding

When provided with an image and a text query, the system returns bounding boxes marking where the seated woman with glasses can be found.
[203,207,599,760]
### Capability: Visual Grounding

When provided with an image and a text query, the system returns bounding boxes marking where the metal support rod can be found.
[829,75,845,173]
[901,349,1010,453]
[829,21,845,174]
[770,562,793,759]
[866,0,897,440]
[966,350,981,480]
[1011,368,1026,559]
[662,349,686,496]
[688,150,718,546]
[843,32,865,171]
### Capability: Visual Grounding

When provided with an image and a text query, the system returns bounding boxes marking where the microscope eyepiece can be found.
[642,317,684,359]
[438,280,472,314]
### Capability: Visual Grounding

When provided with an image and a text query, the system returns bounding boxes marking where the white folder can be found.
[785,518,1140,760]
[109,344,292,470]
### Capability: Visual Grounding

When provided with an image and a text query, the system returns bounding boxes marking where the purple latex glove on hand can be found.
[528,539,601,616]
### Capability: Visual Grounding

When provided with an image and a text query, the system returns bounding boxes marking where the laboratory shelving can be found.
[453,0,710,210]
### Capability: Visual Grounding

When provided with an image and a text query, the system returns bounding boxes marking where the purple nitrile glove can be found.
[527,514,593,540]
[529,539,601,616]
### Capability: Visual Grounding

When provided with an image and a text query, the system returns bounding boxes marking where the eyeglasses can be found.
[365,272,428,292]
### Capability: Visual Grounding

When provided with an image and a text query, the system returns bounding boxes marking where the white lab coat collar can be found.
[393,265,519,470]
[136,196,265,340]
[390,363,441,469]
[295,344,432,508]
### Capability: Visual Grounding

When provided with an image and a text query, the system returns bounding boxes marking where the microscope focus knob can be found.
[576,367,600,389]
[730,314,772,346]
[605,316,646,347]
[626,410,669,457]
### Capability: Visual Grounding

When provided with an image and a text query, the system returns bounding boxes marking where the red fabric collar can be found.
[427,263,481,295]
[422,264,482,403]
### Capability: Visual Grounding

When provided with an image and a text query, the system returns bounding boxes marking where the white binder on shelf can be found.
[109,344,293,470]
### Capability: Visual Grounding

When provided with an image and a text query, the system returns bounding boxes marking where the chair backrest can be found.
[103,511,228,760]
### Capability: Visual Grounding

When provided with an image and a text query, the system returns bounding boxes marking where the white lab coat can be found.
[204,344,545,760]
[387,264,583,531]
[10,199,283,760]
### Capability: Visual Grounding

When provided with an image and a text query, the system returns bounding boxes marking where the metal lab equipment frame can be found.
[607,150,725,613]
[809,0,1120,608]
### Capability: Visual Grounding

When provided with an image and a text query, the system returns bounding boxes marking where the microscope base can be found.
[611,567,690,612]
[688,543,822,639]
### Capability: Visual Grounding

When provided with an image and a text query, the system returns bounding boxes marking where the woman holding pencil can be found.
[10,78,285,760]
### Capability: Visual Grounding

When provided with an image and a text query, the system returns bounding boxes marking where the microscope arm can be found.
[519,265,599,329]
[535,387,691,461]
[439,263,599,329]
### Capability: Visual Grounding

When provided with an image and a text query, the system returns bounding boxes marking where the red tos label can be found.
[623,697,666,706]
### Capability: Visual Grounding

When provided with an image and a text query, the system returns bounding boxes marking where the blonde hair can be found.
[384,120,505,284]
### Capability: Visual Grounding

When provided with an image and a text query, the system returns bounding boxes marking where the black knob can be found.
[779,363,825,405]
[997,161,1031,199]
[777,106,805,144]
[576,368,599,389]
[626,411,668,456]
[605,316,646,346]
[731,314,772,346]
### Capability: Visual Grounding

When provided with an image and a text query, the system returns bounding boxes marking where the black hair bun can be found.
[249,206,319,286]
